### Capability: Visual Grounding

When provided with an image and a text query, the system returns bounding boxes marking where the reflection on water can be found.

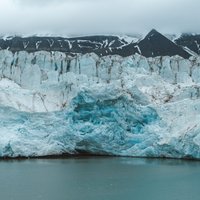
[0,157,199,200]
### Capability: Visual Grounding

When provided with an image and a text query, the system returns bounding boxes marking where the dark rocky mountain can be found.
[137,29,191,58]
[175,34,200,55]
[0,29,196,58]
[0,35,139,57]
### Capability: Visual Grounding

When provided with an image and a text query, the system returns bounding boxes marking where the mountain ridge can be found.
[0,29,198,59]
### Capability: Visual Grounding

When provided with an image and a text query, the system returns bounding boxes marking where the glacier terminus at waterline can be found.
[0,30,200,159]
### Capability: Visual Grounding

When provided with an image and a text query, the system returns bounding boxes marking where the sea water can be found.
[0,157,199,200]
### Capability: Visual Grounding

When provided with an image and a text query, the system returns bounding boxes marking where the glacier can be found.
[0,50,200,159]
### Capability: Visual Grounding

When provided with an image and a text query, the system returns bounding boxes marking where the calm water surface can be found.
[0,157,199,200]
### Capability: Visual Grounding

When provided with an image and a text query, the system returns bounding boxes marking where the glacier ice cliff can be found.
[0,50,200,159]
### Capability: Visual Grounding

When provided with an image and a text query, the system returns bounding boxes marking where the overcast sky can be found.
[0,0,199,36]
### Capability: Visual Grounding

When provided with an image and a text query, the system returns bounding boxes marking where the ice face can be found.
[0,50,200,159]
[0,86,162,158]
[1,84,200,159]
[67,86,160,156]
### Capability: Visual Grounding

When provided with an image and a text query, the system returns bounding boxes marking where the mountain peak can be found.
[148,28,159,34]
[145,29,164,40]
[138,29,191,58]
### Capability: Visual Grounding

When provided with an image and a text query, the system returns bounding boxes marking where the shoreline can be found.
[1,153,200,162]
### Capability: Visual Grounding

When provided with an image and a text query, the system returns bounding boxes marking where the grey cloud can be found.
[13,0,67,6]
[0,0,200,36]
